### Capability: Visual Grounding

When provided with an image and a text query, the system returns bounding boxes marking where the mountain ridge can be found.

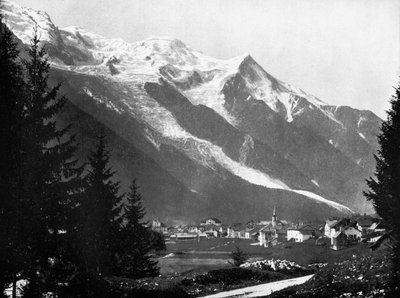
[1,0,381,222]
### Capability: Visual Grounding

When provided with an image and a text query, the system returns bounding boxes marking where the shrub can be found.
[182,268,280,286]
[230,245,247,267]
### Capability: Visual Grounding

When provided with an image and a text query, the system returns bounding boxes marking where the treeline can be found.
[0,13,164,298]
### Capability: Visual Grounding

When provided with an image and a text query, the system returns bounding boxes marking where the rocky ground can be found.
[268,247,398,298]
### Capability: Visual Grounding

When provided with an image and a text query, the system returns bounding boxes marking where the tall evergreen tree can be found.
[16,29,81,297]
[0,10,26,296]
[117,180,160,278]
[365,82,400,284]
[124,179,146,226]
[79,135,123,277]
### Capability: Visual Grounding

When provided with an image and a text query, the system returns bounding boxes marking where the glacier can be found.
[3,0,382,217]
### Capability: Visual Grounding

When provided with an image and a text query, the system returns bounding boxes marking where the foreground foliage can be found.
[0,15,164,296]
[269,248,399,298]
[365,82,400,283]
[0,11,26,295]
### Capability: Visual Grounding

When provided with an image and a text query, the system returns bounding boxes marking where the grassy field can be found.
[165,238,255,254]
[158,237,372,276]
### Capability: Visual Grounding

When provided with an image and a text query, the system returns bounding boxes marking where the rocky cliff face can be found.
[2,0,381,223]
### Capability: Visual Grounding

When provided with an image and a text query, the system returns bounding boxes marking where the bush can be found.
[182,268,281,286]
[230,245,247,267]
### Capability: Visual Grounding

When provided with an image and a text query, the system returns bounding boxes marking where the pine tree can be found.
[124,179,146,226]
[16,29,81,297]
[117,180,160,278]
[0,11,26,296]
[365,83,400,284]
[230,245,247,267]
[79,135,123,277]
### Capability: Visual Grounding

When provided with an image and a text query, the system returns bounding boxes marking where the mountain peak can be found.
[141,36,188,49]
[133,36,203,67]
[239,53,254,64]
[2,0,57,45]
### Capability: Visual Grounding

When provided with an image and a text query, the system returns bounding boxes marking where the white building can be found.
[149,219,168,234]
[287,225,317,242]
[324,218,350,238]
[200,218,222,226]
[342,226,362,241]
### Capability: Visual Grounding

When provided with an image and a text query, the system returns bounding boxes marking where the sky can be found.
[14,0,400,119]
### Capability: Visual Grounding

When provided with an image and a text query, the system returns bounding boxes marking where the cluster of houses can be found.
[149,217,226,240]
[149,209,388,251]
[324,217,389,250]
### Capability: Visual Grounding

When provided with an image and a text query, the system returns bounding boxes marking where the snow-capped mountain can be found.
[2,0,382,223]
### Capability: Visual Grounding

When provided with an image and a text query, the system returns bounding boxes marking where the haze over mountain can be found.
[2,0,382,224]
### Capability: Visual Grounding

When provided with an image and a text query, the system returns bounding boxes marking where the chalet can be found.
[199,224,221,238]
[226,224,253,239]
[356,217,374,234]
[259,224,277,246]
[149,219,168,234]
[324,220,336,237]
[227,223,245,238]
[330,225,361,250]
[200,218,222,226]
[324,218,350,238]
[342,225,362,241]
[287,225,317,242]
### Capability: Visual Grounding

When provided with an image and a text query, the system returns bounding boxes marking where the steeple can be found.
[272,206,277,227]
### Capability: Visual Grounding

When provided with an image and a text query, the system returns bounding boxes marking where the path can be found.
[199,274,314,298]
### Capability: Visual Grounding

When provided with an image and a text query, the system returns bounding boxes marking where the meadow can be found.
[158,237,371,276]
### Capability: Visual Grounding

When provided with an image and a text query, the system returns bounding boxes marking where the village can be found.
[149,208,389,251]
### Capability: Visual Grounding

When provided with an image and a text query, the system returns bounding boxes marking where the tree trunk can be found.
[12,272,16,298]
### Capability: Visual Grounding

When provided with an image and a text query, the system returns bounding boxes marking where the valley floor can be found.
[158,237,371,276]
[121,237,396,297]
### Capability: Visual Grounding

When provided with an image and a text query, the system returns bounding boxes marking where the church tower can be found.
[272,206,277,227]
